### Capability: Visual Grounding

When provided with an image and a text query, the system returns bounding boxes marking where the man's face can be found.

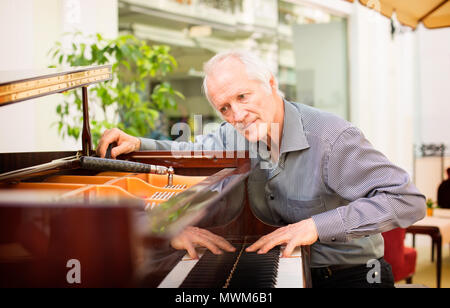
[206,58,279,143]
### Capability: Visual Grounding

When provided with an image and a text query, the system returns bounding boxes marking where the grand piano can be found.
[0,66,311,288]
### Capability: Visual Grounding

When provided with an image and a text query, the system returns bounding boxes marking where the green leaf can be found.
[48,31,183,143]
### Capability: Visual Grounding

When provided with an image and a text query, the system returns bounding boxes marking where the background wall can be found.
[416,26,450,146]
[0,0,118,153]
[413,25,450,200]
[0,0,39,152]
[348,3,417,176]
[347,2,450,199]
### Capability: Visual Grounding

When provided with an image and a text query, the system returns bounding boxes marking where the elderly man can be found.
[97,50,426,288]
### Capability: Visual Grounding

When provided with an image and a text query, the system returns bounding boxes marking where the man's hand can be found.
[170,226,236,259]
[96,128,141,158]
[246,218,319,257]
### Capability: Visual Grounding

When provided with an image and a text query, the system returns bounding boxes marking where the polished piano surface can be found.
[0,67,311,288]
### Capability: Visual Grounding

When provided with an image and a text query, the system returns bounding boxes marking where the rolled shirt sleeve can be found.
[139,137,159,150]
[312,127,426,243]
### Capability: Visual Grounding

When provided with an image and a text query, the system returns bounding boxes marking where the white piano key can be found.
[275,246,303,288]
[158,250,206,288]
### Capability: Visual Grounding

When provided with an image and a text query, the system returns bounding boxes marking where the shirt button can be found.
[331,237,336,242]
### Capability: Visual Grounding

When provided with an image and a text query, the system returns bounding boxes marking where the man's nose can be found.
[232,104,247,123]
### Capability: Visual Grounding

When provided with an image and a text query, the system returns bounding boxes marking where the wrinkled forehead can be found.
[206,58,252,101]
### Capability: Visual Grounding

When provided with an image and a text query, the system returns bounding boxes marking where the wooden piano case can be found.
[0,67,311,288]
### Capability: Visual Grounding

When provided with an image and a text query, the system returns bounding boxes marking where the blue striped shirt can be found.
[140,100,426,267]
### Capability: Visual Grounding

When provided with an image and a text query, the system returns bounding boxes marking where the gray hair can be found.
[202,50,284,103]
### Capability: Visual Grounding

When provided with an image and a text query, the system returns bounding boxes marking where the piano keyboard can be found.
[159,245,304,288]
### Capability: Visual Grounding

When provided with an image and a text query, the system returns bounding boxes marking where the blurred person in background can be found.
[437,168,450,209]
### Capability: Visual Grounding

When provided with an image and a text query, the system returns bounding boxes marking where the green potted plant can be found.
[426,198,434,216]
[48,31,184,147]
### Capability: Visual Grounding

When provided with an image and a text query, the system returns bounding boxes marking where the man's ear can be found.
[269,74,278,93]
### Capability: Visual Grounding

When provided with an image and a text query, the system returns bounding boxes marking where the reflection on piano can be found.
[0,66,311,288]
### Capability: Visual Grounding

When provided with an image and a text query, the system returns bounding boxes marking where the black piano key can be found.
[227,246,280,288]
[179,245,281,288]
[180,247,242,288]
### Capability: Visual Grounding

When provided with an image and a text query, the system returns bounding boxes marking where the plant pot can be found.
[427,207,434,216]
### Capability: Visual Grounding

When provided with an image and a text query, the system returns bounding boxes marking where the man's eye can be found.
[220,106,229,114]
[238,94,246,100]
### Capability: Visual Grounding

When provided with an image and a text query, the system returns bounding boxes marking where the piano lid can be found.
[0,65,112,106]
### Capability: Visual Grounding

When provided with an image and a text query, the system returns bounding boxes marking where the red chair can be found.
[382,228,417,283]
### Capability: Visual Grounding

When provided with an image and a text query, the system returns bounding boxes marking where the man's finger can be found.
[246,235,271,252]
[215,238,236,252]
[246,226,289,252]
[193,235,223,255]
[97,130,118,158]
[184,240,198,259]
[282,240,299,258]
[110,142,133,159]
[257,235,287,254]
[198,229,235,252]
[246,231,282,252]
[208,236,235,252]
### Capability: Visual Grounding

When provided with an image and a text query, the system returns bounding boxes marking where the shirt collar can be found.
[279,100,310,154]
